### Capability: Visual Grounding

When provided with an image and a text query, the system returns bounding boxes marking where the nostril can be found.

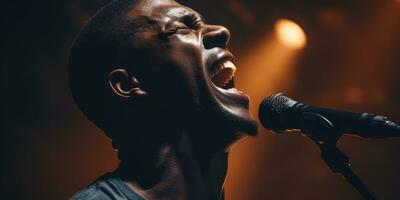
[203,26,230,49]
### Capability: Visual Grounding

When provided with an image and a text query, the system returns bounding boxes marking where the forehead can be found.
[126,0,201,25]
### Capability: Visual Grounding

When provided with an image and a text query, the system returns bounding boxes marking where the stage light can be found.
[275,19,307,49]
[226,21,306,200]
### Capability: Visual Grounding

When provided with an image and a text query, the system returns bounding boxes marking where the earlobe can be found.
[108,68,148,99]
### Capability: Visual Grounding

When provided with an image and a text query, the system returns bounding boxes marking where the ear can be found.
[108,68,148,99]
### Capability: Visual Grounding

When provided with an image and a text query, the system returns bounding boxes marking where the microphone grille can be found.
[259,93,293,133]
[265,93,291,113]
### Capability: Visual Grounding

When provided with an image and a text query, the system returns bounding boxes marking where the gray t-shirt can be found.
[69,173,147,200]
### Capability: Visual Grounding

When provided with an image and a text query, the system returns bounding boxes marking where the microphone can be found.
[258,93,400,138]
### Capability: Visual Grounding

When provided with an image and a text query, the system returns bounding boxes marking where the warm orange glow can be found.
[346,87,363,104]
[275,19,307,49]
[225,34,303,200]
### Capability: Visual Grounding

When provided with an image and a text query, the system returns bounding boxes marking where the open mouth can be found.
[210,59,236,90]
[208,56,250,110]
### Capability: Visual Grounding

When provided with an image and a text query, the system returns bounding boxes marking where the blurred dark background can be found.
[1,0,400,199]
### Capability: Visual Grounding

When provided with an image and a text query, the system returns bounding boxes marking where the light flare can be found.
[275,19,307,49]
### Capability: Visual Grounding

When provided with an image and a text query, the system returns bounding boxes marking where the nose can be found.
[202,25,231,49]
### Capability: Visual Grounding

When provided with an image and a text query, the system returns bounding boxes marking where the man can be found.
[69,0,257,199]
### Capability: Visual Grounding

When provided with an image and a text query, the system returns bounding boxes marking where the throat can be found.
[177,134,228,200]
[115,134,228,200]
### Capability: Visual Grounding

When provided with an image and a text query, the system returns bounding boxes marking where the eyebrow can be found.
[197,13,206,23]
[178,11,206,24]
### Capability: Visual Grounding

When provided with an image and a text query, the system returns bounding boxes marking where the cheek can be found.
[169,32,202,58]
[158,39,208,109]
[165,36,205,84]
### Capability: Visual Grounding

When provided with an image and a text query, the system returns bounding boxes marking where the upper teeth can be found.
[211,60,236,88]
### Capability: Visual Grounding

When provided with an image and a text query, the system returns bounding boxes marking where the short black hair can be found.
[69,0,139,138]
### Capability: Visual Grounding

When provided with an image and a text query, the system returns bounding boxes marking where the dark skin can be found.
[105,0,257,199]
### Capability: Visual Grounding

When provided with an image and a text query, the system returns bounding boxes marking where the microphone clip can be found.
[300,112,376,200]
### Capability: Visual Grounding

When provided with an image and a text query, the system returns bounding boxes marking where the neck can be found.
[114,134,228,200]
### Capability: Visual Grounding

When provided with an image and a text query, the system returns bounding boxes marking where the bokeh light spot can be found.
[275,19,307,49]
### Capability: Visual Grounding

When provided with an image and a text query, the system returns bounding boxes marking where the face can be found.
[122,0,257,149]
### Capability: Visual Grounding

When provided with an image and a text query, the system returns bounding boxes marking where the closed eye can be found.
[191,20,204,29]
[166,22,192,35]
[162,11,206,37]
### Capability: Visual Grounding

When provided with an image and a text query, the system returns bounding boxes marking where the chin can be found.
[221,109,258,136]
[208,79,258,138]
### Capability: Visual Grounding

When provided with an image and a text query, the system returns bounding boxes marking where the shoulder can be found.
[69,174,147,200]
[69,183,108,200]
[69,179,119,200]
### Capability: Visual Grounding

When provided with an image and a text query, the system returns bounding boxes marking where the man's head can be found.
[69,0,257,152]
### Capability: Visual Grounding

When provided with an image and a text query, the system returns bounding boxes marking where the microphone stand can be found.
[300,112,376,200]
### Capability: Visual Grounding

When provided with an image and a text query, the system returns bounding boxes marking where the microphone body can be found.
[259,93,400,138]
